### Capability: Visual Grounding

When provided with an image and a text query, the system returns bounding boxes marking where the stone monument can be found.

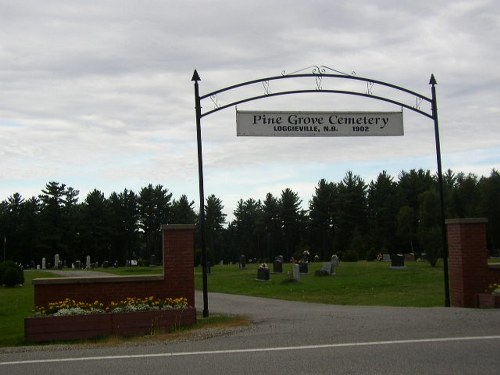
[330,254,340,275]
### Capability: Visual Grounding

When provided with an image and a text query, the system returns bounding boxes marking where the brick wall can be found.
[33,224,196,308]
[446,218,500,307]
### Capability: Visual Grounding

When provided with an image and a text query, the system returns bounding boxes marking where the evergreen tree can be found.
[138,184,172,261]
[396,205,417,254]
[279,188,303,260]
[38,182,79,262]
[108,189,139,264]
[451,172,480,218]
[1,167,498,266]
[2,194,24,263]
[367,171,399,253]
[262,193,281,260]
[18,197,41,266]
[417,189,442,266]
[205,194,226,262]
[478,169,500,250]
[334,171,367,257]
[308,179,337,260]
[80,189,111,263]
[233,198,262,260]
[171,195,196,224]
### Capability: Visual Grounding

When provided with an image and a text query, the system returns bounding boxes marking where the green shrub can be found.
[0,261,24,287]
[366,247,378,261]
[136,258,150,267]
[342,250,359,262]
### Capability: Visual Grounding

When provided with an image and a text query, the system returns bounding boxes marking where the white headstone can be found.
[331,255,340,275]
[41,257,46,270]
[86,255,91,269]
[54,254,60,269]
[292,264,300,281]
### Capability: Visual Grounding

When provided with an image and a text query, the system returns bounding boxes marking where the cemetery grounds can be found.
[0,260,454,347]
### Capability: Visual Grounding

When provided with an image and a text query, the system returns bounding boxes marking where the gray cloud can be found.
[1,0,499,217]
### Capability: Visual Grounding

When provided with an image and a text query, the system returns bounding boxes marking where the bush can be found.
[0,261,24,287]
[366,247,378,261]
[342,250,359,262]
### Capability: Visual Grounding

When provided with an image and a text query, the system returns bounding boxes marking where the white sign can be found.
[236,110,404,137]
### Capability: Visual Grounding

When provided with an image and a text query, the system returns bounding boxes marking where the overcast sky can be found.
[1,0,499,221]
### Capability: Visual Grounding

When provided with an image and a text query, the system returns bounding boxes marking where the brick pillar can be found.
[162,224,196,307]
[446,218,488,307]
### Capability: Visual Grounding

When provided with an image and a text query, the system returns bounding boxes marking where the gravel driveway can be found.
[195,291,500,348]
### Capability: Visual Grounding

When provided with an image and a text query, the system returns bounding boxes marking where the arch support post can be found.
[192,70,209,317]
[430,74,450,307]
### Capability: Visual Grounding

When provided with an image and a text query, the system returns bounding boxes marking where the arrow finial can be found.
[192,70,201,82]
[429,74,437,85]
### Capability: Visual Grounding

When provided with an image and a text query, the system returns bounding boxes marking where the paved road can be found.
[1,292,500,374]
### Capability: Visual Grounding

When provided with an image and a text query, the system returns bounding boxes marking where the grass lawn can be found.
[0,260,446,347]
[194,261,446,307]
[0,270,58,347]
[95,265,163,276]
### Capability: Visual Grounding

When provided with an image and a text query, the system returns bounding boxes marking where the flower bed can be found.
[476,293,500,308]
[257,263,270,280]
[476,283,500,308]
[25,296,196,342]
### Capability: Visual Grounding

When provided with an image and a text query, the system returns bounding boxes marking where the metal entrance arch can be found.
[192,66,448,317]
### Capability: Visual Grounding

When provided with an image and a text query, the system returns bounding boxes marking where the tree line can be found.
[1,169,498,268]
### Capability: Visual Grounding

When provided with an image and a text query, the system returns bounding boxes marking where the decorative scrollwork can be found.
[210,95,219,109]
[315,75,323,90]
[366,81,374,95]
[262,80,271,95]
[312,66,326,75]
[282,66,317,76]
[414,97,423,110]
[320,65,356,76]
[281,65,357,90]
[281,65,356,77]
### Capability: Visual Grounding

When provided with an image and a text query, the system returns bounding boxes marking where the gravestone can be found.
[54,254,60,269]
[86,255,91,269]
[292,264,300,281]
[321,262,332,274]
[405,253,415,262]
[390,254,405,268]
[257,264,270,280]
[273,258,283,273]
[41,257,46,270]
[331,254,340,275]
[239,254,246,269]
[299,262,308,274]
